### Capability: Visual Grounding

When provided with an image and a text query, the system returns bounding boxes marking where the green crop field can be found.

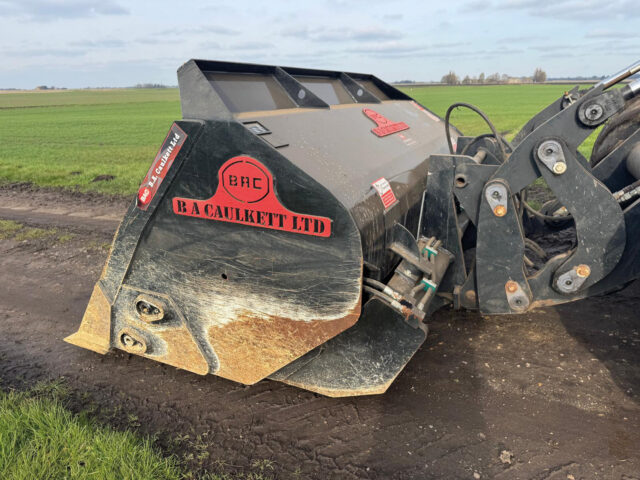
[0,89,181,195]
[0,84,597,196]
[401,84,600,159]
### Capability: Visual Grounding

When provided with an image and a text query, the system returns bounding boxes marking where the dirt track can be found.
[0,187,639,479]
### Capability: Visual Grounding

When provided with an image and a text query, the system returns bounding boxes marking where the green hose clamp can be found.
[421,278,437,291]
[422,245,438,260]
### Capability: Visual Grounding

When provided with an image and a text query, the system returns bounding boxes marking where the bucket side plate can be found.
[269,298,427,397]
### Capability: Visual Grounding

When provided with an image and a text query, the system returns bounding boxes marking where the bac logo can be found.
[221,158,270,203]
[172,155,333,238]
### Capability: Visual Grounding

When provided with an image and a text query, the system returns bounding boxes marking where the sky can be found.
[0,0,638,89]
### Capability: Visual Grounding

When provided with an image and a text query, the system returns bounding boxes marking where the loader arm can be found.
[432,60,640,314]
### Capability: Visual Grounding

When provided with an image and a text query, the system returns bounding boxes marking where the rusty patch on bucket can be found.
[64,284,112,354]
[137,325,210,376]
[208,302,361,385]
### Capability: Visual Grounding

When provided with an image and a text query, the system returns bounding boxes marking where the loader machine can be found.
[66,59,640,397]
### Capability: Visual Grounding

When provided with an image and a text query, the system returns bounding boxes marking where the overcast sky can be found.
[1,0,638,89]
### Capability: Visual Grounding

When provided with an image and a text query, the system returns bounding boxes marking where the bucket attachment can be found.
[66,59,452,396]
[67,57,640,396]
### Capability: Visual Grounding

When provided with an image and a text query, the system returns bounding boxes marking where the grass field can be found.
[0,84,597,196]
[0,89,180,195]
[402,84,600,159]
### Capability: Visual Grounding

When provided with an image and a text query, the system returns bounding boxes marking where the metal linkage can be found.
[424,60,640,314]
[536,140,567,175]
[473,71,638,304]
[475,179,532,314]
[534,139,625,294]
[365,226,453,328]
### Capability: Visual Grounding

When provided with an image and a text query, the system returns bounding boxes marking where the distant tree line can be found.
[132,83,173,89]
[548,75,607,81]
[440,68,548,85]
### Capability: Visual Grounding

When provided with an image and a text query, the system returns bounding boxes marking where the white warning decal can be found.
[372,177,398,210]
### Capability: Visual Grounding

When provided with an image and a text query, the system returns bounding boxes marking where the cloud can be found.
[4,47,87,57]
[227,41,275,50]
[343,40,476,59]
[530,44,573,52]
[432,41,470,49]
[343,41,526,60]
[500,0,538,8]
[345,42,425,56]
[68,39,126,48]
[492,0,639,20]
[155,25,240,36]
[199,41,222,50]
[463,0,491,9]
[499,35,540,42]
[282,26,403,42]
[0,0,129,21]
[134,25,240,46]
[585,30,639,39]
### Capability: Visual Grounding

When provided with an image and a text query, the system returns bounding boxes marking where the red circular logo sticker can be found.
[221,157,270,203]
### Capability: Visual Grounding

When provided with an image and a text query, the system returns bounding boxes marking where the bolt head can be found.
[576,264,591,278]
[552,162,567,174]
[493,205,507,217]
[505,281,518,293]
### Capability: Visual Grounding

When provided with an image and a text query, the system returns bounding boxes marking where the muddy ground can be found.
[0,185,638,480]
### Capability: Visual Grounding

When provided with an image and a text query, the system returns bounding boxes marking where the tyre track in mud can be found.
[0,188,639,479]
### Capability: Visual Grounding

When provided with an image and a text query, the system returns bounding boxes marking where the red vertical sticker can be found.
[137,123,187,210]
[372,177,398,209]
[362,108,409,137]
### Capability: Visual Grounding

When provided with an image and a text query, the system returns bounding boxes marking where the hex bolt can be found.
[491,190,502,199]
[552,162,567,175]
[493,205,507,217]
[576,264,591,278]
[505,281,518,293]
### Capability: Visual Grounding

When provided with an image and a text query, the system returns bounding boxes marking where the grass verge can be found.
[0,381,182,480]
[0,219,73,243]
[0,380,277,479]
